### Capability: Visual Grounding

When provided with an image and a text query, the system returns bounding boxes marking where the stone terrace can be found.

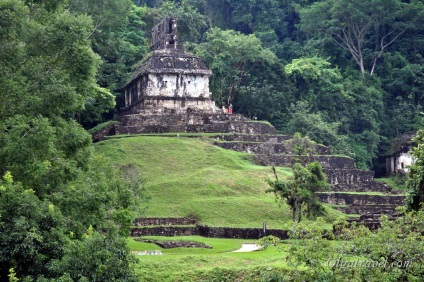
[116,109,277,135]
[211,133,404,218]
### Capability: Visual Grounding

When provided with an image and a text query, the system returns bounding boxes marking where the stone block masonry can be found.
[316,193,404,206]
[131,225,290,240]
[133,217,196,226]
[213,134,404,220]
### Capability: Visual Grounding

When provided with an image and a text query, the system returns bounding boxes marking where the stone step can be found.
[335,204,398,214]
[253,154,356,169]
[345,211,401,230]
[119,112,247,126]
[214,141,330,155]
[117,120,275,135]
[331,182,392,193]
[212,134,292,143]
[316,192,404,206]
[324,169,374,184]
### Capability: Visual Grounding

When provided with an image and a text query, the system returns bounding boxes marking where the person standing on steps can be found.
[228,103,233,114]
[222,105,227,114]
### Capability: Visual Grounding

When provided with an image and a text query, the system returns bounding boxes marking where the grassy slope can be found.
[95,136,343,229]
[375,176,408,191]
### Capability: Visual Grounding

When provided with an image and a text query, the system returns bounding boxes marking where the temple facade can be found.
[123,16,216,113]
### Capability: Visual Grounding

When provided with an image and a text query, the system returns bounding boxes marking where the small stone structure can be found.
[385,132,416,174]
[111,17,277,135]
[123,16,215,113]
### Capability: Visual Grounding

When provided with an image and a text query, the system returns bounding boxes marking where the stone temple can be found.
[93,18,402,225]
[116,17,274,134]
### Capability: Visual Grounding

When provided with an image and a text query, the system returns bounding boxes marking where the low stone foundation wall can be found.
[335,205,398,214]
[117,115,276,135]
[253,155,355,169]
[324,169,374,184]
[213,134,292,143]
[131,225,290,240]
[316,193,404,205]
[131,226,197,237]
[214,142,330,155]
[197,225,289,240]
[117,109,277,135]
[133,217,196,226]
[331,182,391,193]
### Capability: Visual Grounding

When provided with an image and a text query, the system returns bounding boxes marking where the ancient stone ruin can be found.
[112,17,274,135]
[94,17,405,230]
[123,16,214,113]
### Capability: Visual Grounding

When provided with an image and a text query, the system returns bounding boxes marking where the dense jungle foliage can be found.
[58,0,424,171]
[1,0,424,280]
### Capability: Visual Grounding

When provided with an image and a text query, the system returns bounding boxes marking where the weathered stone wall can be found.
[213,134,292,143]
[131,226,197,237]
[117,112,276,135]
[316,193,404,205]
[214,142,330,155]
[133,217,196,226]
[324,169,374,184]
[131,225,290,239]
[197,225,289,239]
[122,98,218,115]
[145,73,210,98]
[91,123,117,143]
[331,182,391,193]
[253,155,355,169]
[335,205,398,214]
[150,16,179,51]
[137,239,212,249]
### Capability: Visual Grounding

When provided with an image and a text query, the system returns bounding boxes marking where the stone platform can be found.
[211,133,404,219]
[116,109,276,135]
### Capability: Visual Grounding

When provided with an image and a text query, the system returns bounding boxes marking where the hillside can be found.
[95,135,343,229]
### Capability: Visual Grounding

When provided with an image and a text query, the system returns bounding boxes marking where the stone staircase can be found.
[116,109,276,135]
[211,133,404,218]
[99,108,404,219]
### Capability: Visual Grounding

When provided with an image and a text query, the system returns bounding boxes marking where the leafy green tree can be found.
[53,158,147,238]
[285,57,346,120]
[267,162,328,222]
[299,0,424,75]
[0,0,104,121]
[285,101,352,156]
[285,208,424,281]
[342,74,384,168]
[0,172,67,279]
[406,130,424,211]
[68,0,148,125]
[380,54,424,138]
[194,27,277,105]
[234,61,294,121]
[51,232,138,281]
[0,0,101,193]
[0,1,146,280]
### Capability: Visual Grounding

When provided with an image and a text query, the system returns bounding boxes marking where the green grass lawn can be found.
[128,236,291,281]
[95,136,344,229]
